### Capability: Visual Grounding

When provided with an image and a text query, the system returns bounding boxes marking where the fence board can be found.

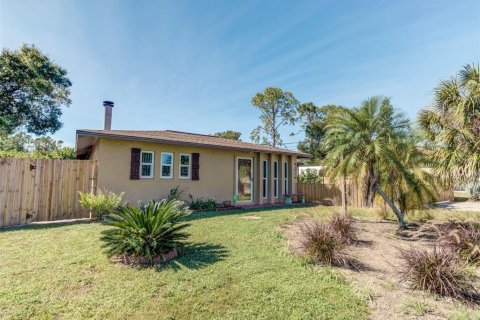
[0,158,97,227]
[297,180,453,208]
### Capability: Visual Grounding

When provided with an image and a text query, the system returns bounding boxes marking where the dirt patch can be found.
[340,218,479,320]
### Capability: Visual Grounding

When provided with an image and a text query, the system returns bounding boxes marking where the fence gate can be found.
[0,158,98,227]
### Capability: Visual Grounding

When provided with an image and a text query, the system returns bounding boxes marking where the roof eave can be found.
[76,130,311,158]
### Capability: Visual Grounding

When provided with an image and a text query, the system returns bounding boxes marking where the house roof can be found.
[76,129,311,158]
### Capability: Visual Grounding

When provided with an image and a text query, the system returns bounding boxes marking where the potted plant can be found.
[284,194,292,205]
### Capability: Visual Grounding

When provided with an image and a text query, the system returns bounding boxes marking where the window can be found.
[160,152,174,179]
[262,160,268,199]
[274,161,278,198]
[179,154,191,179]
[284,161,289,195]
[140,151,154,178]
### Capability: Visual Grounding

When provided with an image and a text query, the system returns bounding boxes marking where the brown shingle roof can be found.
[76,129,311,157]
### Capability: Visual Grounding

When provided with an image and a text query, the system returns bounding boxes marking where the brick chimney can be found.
[103,100,114,130]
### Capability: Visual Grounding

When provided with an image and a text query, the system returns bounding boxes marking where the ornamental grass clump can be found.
[290,215,357,267]
[437,221,480,264]
[398,246,477,301]
[101,199,191,265]
[329,213,356,245]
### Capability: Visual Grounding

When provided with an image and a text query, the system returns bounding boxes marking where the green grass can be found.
[0,206,370,320]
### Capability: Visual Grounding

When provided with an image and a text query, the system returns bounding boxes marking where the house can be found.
[75,101,311,205]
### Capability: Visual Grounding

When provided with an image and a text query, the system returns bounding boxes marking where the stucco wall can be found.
[94,137,298,204]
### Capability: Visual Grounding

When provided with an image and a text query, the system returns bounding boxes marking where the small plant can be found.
[329,213,356,244]
[78,189,124,220]
[291,219,348,266]
[168,186,186,201]
[398,246,477,301]
[101,199,191,264]
[188,195,218,211]
[438,221,480,264]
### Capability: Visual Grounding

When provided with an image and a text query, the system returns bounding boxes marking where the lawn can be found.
[0,206,371,320]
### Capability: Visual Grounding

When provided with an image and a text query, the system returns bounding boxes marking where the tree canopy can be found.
[322,96,432,229]
[250,87,298,147]
[0,44,72,135]
[213,130,242,141]
[0,132,75,159]
[418,63,480,197]
[297,103,345,163]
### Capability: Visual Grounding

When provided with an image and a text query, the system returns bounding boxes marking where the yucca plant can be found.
[101,199,191,264]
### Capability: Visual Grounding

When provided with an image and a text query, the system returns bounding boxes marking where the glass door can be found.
[237,158,253,202]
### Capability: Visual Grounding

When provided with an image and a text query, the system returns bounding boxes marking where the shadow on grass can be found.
[0,219,95,233]
[185,204,314,222]
[158,242,229,271]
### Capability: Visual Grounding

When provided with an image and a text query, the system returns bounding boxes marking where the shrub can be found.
[291,219,348,266]
[168,186,186,201]
[437,221,480,264]
[298,169,322,184]
[329,213,356,244]
[78,189,124,220]
[398,246,477,301]
[101,199,191,264]
[188,195,218,211]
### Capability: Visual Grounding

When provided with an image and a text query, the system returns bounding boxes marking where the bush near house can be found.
[188,196,218,211]
[78,189,124,220]
[101,199,191,265]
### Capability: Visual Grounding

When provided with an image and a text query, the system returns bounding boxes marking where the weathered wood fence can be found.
[297,182,454,207]
[297,181,363,207]
[0,158,98,227]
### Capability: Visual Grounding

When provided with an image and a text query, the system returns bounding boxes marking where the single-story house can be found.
[75,101,310,205]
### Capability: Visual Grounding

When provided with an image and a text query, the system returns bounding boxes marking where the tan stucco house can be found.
[75,102,310,205]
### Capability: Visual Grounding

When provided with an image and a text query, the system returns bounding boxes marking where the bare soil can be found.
[341,218,479,320]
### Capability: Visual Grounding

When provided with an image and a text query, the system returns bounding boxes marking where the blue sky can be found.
[1,0,479,148]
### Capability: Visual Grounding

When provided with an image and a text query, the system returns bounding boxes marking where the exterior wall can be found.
[94,138,297,205]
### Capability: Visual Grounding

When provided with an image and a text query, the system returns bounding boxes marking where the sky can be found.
[1,0,479,148]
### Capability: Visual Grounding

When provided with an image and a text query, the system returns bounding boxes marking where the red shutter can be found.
[130,148,141,180]
[192,153,200,180]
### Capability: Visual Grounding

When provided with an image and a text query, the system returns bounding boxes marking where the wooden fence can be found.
[297,181,454,207]
[0,158,98,227]
[297,181,363,207]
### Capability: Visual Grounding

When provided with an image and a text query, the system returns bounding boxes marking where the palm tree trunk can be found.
[377,186,408,229]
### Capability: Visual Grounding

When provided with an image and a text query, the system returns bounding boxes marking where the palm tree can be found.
[381,135,438,214]
[322,96,416,229]
[418,63,480,197]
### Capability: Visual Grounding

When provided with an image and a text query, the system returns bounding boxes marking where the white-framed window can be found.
[274,160,279,198]
[284,161,289,195]
[160,152,174,179]
[262,160,268,199]
[140,151,154,178]
[179,154,191,179]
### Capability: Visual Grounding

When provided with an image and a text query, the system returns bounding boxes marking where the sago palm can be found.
[418,63,480,197]
[101,199,191,263]
[322,96,413,229]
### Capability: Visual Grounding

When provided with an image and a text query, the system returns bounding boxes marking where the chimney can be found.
[103,100,114,130]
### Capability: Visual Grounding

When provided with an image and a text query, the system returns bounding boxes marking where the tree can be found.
[297,103,346,163]
[0,132,75,159]
[418,63,480,198]
[322,96,415,229]
[0,44,72,135]
[250,87,298,147]
[213,130,242,141]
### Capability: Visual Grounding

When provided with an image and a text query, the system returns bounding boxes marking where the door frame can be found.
[235,156,254,203]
